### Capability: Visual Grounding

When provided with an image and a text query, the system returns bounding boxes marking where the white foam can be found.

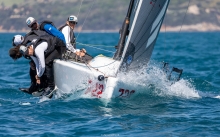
[214,95,220,99]
[20,102,31,105]
[38,96,51,103]
[54,62,200,100]
[117,63,200,99]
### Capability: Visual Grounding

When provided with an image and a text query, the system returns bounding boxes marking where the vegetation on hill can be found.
[0,0,219,32]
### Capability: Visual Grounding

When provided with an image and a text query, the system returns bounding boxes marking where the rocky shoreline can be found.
[161,22,220,32]
[1,23,220,33]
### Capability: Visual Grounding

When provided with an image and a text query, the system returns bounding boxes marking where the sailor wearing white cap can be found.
[25,17,66,44]
[59,15,79,53]
[12,35,24,46]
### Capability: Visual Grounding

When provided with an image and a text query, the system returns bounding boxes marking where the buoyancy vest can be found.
[32,34,63,58]
[59,24,76,48]
[23,30,48,45]
[39,20,56,31]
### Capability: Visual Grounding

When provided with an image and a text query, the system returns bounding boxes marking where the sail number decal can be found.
[117,88,135,97]
[85,80,104,98]
[91,83,104,98]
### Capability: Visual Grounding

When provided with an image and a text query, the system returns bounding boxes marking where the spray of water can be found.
[117,62,200,99]
[52,62,200,101]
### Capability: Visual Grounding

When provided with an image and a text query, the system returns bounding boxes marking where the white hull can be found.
[53,55,136,99]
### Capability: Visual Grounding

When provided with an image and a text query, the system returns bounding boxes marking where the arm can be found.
[44,24,66,44]
[30,56,39,75]
[62,26,77,53]
[34,42,48,77]
[30,56,41,84]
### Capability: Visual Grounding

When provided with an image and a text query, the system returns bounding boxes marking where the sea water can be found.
[0,32,220,136]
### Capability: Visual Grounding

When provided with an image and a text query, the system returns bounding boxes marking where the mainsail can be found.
[120,0,170,70]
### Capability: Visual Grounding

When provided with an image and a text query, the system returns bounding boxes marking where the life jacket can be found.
[39,20,56,31]
[59,24,76,48]
[23,30,48,45]
[32,35,62,58]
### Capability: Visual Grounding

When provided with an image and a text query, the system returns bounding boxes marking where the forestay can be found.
[120,0,170,70]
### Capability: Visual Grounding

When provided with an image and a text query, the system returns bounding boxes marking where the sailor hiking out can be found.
[12,33,48,94]
[9,32,66,98]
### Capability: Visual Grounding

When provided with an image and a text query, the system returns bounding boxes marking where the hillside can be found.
[0,0,220,32]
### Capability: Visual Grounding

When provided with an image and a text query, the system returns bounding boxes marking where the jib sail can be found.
[120,0,170,70]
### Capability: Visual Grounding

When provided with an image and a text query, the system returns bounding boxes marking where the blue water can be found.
[1,32,220,136]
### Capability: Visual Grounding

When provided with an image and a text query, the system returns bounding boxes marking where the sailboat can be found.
[53,0,171,99]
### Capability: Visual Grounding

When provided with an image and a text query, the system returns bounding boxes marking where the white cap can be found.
[68,15,78,24]
[26,17,37,27]
[13,35,24,46]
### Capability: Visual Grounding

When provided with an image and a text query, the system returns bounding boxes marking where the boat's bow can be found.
[54,55,122,98]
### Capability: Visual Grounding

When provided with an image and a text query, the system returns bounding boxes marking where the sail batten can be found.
[147,21,162,48]
[118,0,170,71]
[151,0,169,32]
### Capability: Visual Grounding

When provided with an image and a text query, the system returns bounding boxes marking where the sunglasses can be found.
[69,21,77,25]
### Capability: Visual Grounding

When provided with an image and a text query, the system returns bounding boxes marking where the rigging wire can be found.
[67,42,115,48]
[66,41,115,53]
[162,6,168,63]
[74,0,118,54]
[76,42,115,53]
[76,0,97,40]
[73,0,116,54]
[178,0,191,33]
[77,0,84,18]
[213,7,220,26]
[76,42,114,48]
[168,0,191,60]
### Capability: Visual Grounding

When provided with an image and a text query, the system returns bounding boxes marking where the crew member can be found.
[26,17,66,44]
[59,15,93,63]
[9,34,66,98]
[12,33,48,94]
[59,15,78,53]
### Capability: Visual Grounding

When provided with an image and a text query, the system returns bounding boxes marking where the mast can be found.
[113,0,135,60]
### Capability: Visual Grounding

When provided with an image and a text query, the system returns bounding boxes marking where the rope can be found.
[85,57,119,77]
[68,55,118,77]
[90,57,119,68]
[86,63,108,76]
